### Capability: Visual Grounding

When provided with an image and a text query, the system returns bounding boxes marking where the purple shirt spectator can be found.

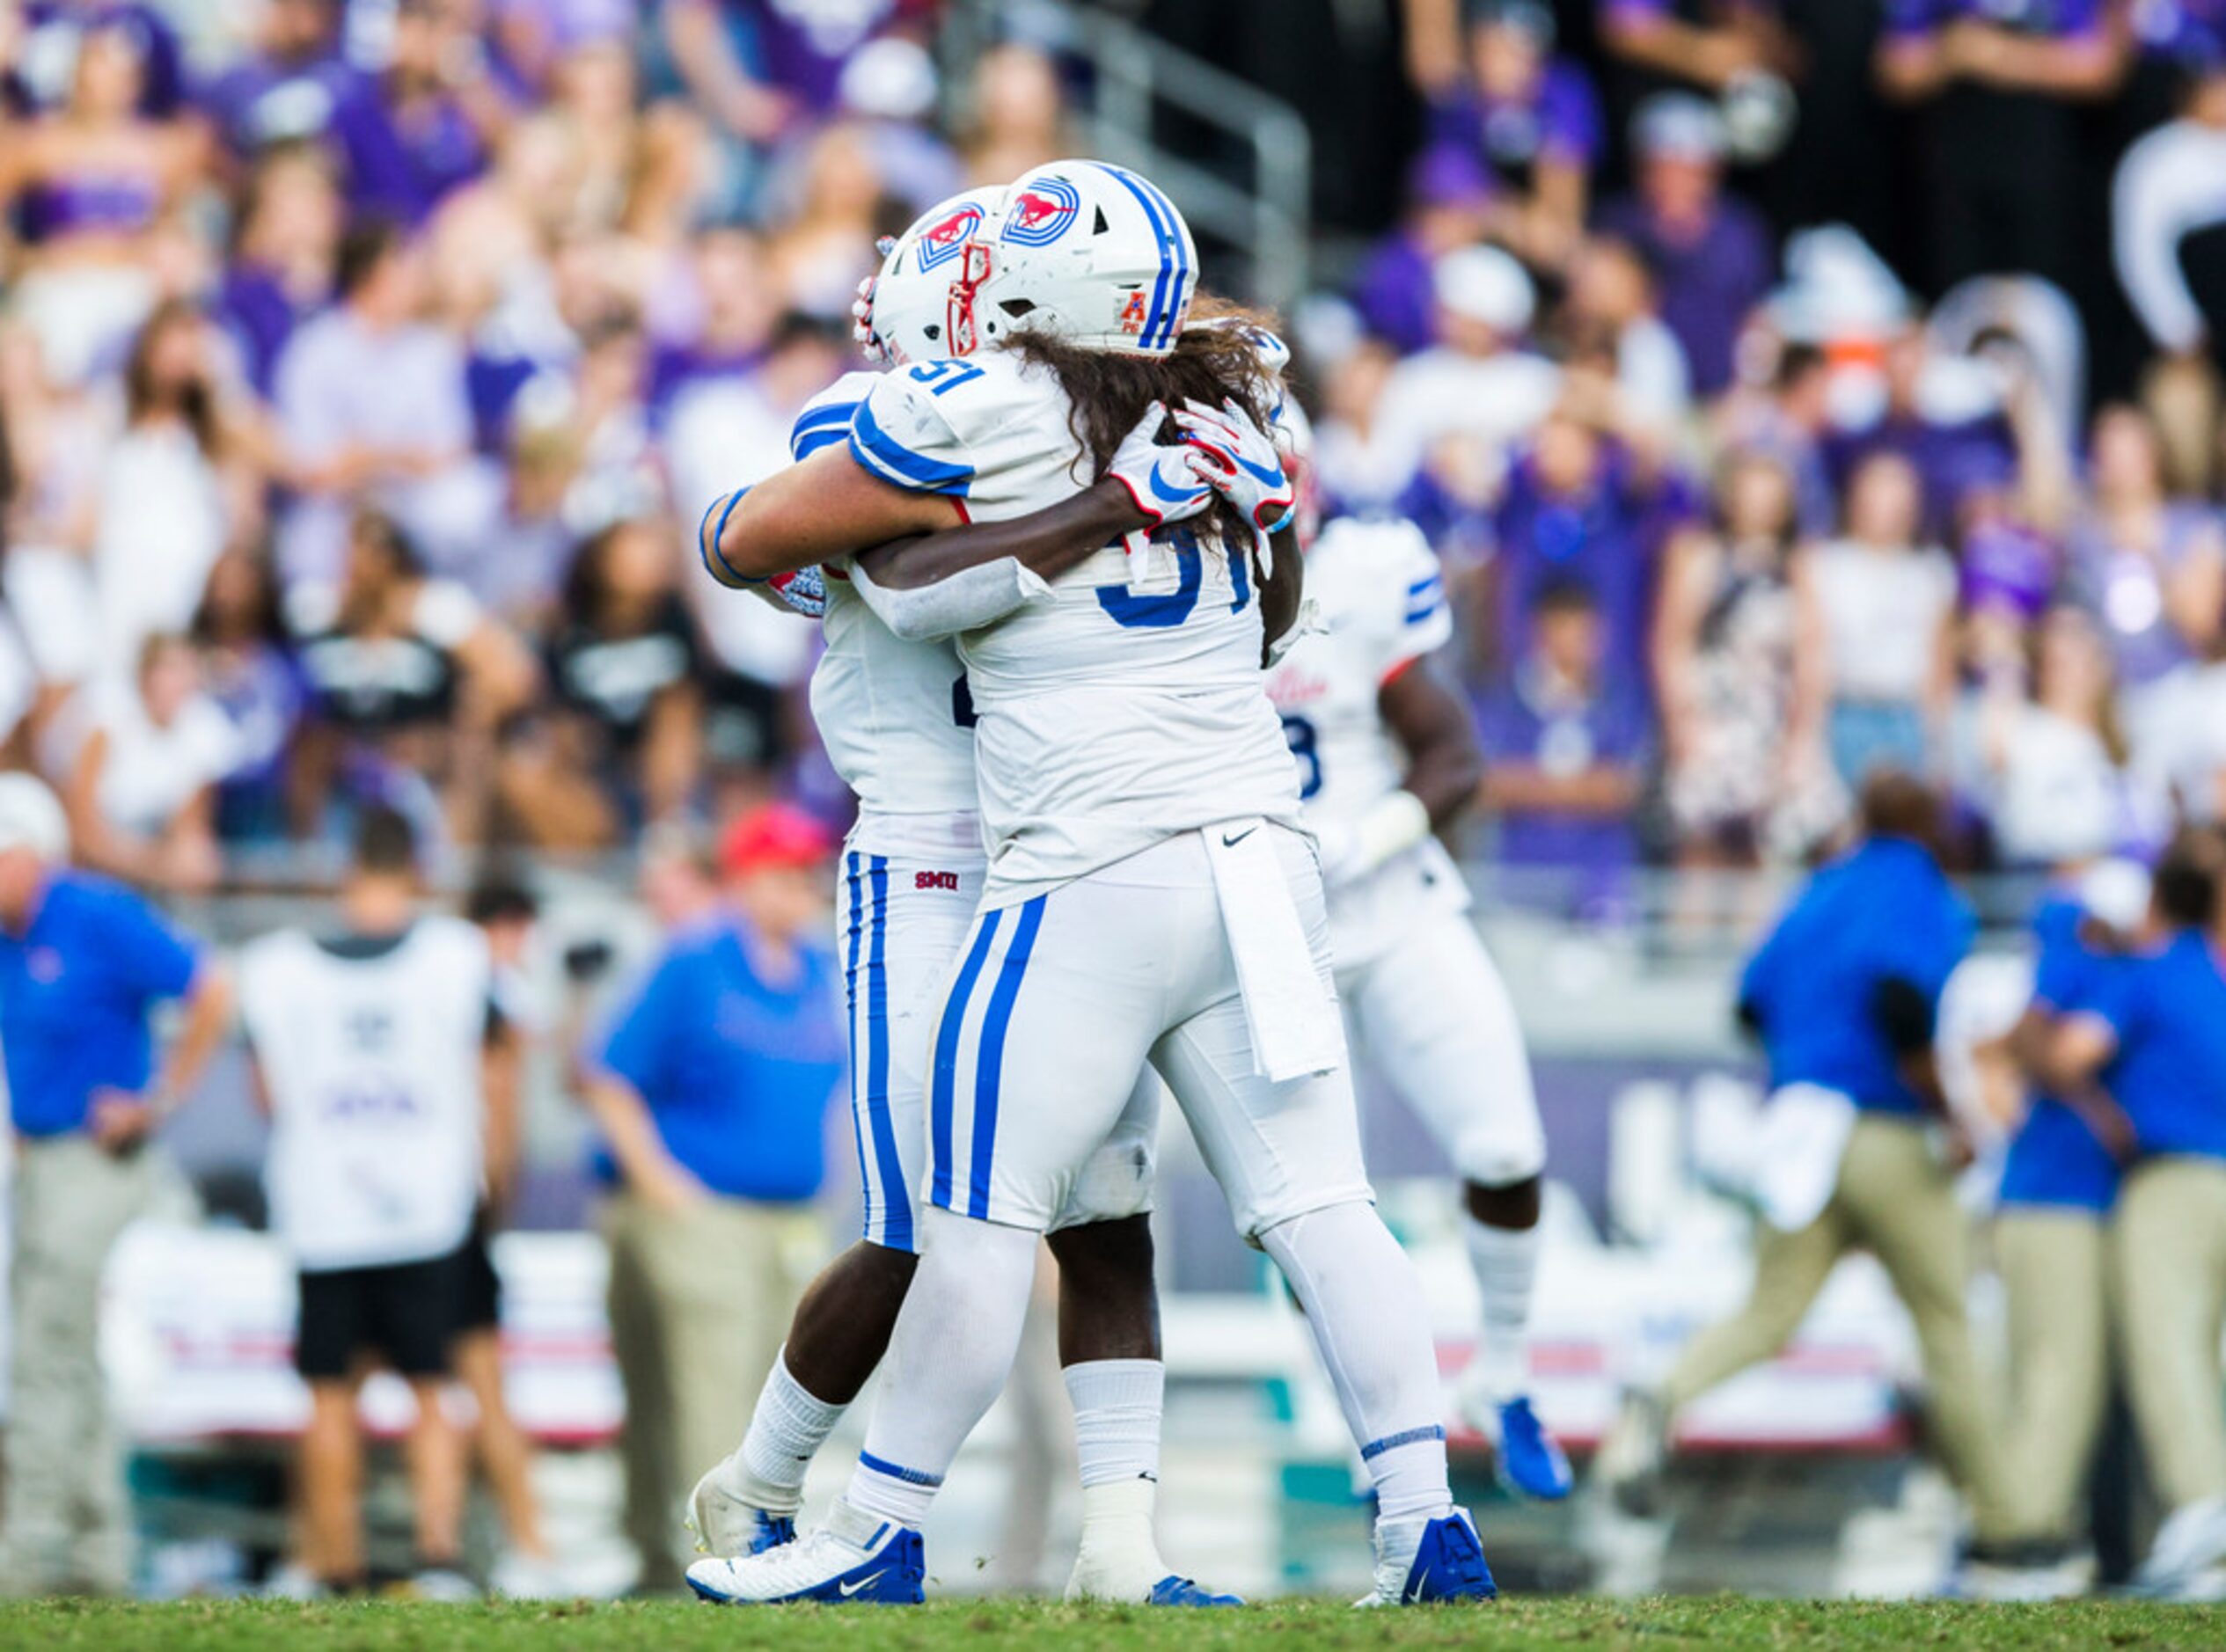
[707,0,906,115]
[1428,58,1602,193]
[1351,145,1497,355]
[1960,518,2058,621]
[1492,440,1695,688]
[1882,0,2102,43]
[7,3,184,116]
[1475,660,1653,908]
[216,264,311,398]
[1594,191,1772,397]
[1823,411,2017,541]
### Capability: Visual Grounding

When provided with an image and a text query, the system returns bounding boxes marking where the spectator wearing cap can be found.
[578,804,846,1589]
[0,774,231,1595]
[1428,2,1602,272]
[1878,0,2121,295]
[1376,244,1563,505]
[1595,92,1774,398]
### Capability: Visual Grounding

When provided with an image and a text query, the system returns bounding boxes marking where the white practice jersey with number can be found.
[1266,514,1469,969]
[240,915,490,1272]
[846,350,1301,906]
[793,371,983,842]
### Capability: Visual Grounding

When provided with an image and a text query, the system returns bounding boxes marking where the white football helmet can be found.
[864,186,1008,364]
[970,160,1199,359]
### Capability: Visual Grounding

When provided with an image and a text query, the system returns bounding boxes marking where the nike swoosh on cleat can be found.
[1221,827,1257,847]
[837,1572,886,1598]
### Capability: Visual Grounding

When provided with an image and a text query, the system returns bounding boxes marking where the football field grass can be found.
[6,1597,2225,1651]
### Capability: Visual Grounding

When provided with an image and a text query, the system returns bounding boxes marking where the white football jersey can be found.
[848,351,1301,904]
[241,916,491,1272]
[794,372,984,842]
[1267,515,1469,970]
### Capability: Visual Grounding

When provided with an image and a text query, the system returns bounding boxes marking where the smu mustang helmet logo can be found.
[1000,176,1080,247]
[913,201,985,272]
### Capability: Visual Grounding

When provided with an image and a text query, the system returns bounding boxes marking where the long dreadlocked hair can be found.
[999,293,1285,552]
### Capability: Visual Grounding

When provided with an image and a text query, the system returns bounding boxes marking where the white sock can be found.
[845,1209,1039,1531]
[1462,1214,1539,1408]
[1259,1202,1453,1524]
[739,1349,846,1514]
[1064,1358,1163,1487]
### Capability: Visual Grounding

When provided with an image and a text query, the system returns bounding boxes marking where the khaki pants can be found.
[600,1192,811,1590]
[2112,1158,2226,1514]
[1660,1114,2018,1541]
[1996,1207,2111,1544]
[0,1137,165,1595]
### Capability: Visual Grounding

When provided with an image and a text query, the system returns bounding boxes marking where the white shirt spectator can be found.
[665,375,819,690]
[1372,347,1563,503]
[2113,116,2226,355]
[93,424,229,666]
[1807,540,1958,703]
[273,307,487,587]
[80,675,241,839]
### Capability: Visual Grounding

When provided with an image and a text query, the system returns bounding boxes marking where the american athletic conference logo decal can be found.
[1001,177,1080,247]
[914,201,985,271]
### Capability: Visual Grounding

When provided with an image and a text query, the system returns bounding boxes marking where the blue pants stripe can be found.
[967,895,1046,1221]
[861,857,912,1253]
[857,1450,944,1489]
[1359,1423,1446,1461]
[843,853,874,1239]
[929,909,1003,1212]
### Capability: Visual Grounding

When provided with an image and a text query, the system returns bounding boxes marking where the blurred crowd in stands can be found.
[0,0,2224,912]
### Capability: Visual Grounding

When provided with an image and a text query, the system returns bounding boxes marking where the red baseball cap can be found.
[719,803,835,876]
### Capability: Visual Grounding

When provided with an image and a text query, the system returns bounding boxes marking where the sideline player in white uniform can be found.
[239,805,493,1598]
[685,187,1239,1607]
[688,161,1494,1608]
[1263,472,1571,1502]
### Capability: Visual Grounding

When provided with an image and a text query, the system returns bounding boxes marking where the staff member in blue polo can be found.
[0,773,232,1596]
[1996,866,2147,1583]
[580,805,846,1591]
[2029,830,2226,1600]
[1600,772,2020,1567]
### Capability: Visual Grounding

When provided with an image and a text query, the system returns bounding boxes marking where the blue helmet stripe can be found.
[1094,164,1175,351]
[1132,174,1190,348]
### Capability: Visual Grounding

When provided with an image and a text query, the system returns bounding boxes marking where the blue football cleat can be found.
[1358,1509,1497,1606]
[1148,1574,1243,1607]
[687,1499,926,1604]
[1495,1397,1574,1502]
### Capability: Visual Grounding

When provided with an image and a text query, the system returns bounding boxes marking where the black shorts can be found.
[295,1253,461,1382]
[451,1211,502,1335]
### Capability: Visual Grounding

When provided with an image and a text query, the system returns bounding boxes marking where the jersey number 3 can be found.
[1282,713,1322,800]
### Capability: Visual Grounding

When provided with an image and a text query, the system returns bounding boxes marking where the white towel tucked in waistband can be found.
[1753,1082,1857,1233]
[1202,818,1344,1083]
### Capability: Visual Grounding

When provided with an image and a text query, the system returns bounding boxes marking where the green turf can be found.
[5,1597,2225,1651]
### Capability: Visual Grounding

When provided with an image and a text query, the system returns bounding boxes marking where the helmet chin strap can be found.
[946,240,993,356]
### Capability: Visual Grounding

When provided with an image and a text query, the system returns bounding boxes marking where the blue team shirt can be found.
[586,912,847,1203]
[0,872,202,1137]
[1739,837,1974,1115]
[2086,928,2226,1164]
[1997,897,2122,1213]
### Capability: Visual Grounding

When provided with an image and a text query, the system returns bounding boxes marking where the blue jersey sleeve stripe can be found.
[850,398,975,495]
[967,895,1047,1221]
[789,399,861,461]
[929,909,1002,1212]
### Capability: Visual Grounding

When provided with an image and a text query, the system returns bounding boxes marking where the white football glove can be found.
[853,256,892,364]
[765,565,826,618]
[1174,398,1297,535]
[1103,400,1216,529]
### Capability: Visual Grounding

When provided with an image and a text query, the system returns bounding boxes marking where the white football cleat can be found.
[1354,1508,1497,1606]
[686,1497,925,1605]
